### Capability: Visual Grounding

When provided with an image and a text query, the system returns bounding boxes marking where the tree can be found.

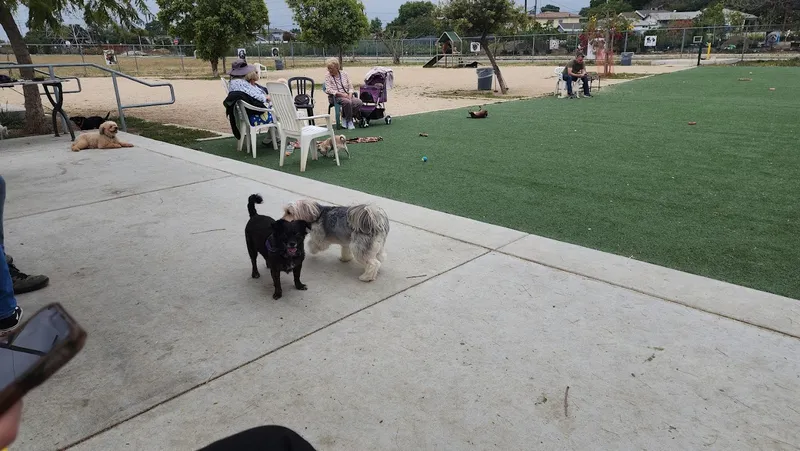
[286,0,369,67]
[144,19,167,37]
[442,0,526,94]
[388,1,438,37]
[695,1,726,27]
[540,4,560,12]
[730,0,799,28]
[370,17,383,34]
[582,0,633,20]
[0,0,146,134]
[157,0,269,76]
[376,28,407,64]
[282,31,297,41]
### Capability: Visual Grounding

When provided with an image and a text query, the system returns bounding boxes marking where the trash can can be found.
[621,52,634,66]
[476,68,493,90]
[275,59,284,70]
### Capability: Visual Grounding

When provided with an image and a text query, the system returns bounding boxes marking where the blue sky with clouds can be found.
[2,0,587,40]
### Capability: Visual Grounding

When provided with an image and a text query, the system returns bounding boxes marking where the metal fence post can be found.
[532,35,535,60]
[623,32,628,53]
[79,44,87,76]
[133,43,140,75]
[681,28,686,57]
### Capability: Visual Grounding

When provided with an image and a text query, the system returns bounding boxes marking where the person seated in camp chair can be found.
[562,53,592,99]
[324,57,362,130]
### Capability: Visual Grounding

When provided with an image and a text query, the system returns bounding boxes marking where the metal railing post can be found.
[111,72,127,131]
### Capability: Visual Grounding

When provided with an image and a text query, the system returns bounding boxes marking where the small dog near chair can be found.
[246,194,310,300]
[316,135,350,159]
[70,121,133,152]
[283,199,389,282]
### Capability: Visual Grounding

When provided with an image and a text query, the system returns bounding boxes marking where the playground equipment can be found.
[423,32,465,68]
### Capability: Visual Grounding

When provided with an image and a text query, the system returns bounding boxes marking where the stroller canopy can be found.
[364,67,394,90]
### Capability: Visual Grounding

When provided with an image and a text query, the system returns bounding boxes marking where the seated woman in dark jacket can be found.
[226,59,273,127]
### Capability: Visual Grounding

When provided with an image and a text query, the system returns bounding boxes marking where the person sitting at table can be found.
[562,53,592,99]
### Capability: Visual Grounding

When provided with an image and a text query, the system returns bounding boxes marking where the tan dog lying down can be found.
[71,121,133,152]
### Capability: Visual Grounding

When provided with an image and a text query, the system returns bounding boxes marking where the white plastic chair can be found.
[254,63,268,77]
[265,82,340,172]
[220,77,229,92]
[233,100,278,158]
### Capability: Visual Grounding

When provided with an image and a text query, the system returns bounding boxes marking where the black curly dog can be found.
[245,194,310,300]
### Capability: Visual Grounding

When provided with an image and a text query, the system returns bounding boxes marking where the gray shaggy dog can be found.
[283,200,389,282]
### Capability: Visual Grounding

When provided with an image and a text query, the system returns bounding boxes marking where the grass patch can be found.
[434,89,528,100]
[600,72,649,79]
[122,116,220,147]
[192,66,800,299]
[735,57,800,67]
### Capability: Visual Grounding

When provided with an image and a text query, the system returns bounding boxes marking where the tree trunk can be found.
[210,58,219,77]
[0,3,48,135]
[338,48,343,68]
[481,36,507,94]
[379,37,402,64]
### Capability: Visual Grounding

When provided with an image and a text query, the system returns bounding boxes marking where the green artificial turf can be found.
[192,67,800,299]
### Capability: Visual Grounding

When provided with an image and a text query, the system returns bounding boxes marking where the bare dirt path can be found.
[0,65,689,134]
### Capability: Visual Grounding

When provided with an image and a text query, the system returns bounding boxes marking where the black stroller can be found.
[358,67,393,128]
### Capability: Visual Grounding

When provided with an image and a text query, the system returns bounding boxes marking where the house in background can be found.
[530,11,583,27]
[558,23,584,33]
[618,9,758,32]
[256,29,290,44]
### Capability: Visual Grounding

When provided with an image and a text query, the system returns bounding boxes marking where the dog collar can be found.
[265,237,279,253]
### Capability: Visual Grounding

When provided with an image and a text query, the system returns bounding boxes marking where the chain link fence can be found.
[1,25,795,77]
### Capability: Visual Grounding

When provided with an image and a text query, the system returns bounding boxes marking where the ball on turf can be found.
[422,156,428,162]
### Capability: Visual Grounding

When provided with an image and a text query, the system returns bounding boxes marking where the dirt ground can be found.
[0,64,690,134]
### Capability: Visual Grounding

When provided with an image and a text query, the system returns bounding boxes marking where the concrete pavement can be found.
[1,134,798,450]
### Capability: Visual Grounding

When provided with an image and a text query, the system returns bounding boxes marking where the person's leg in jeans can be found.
[0,175,48,299]
[0,176,23,332]
[581,74,591,96]
[0,243,21,332]
[565,75,575,97]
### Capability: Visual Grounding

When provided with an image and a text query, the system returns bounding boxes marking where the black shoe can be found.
[0,306,23,334]
[584,93,593,97]
[568,94,576,99]
[9,261,49,294]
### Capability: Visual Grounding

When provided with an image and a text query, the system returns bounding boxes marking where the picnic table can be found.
[0,78,75,141]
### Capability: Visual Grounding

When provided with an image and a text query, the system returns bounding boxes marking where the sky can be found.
[1,0,588,40]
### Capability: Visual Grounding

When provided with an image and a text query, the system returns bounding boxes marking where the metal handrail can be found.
[0,62,175,132]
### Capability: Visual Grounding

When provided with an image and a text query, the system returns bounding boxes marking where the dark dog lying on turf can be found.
[71,112,111,130]
[246,194,310,300]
